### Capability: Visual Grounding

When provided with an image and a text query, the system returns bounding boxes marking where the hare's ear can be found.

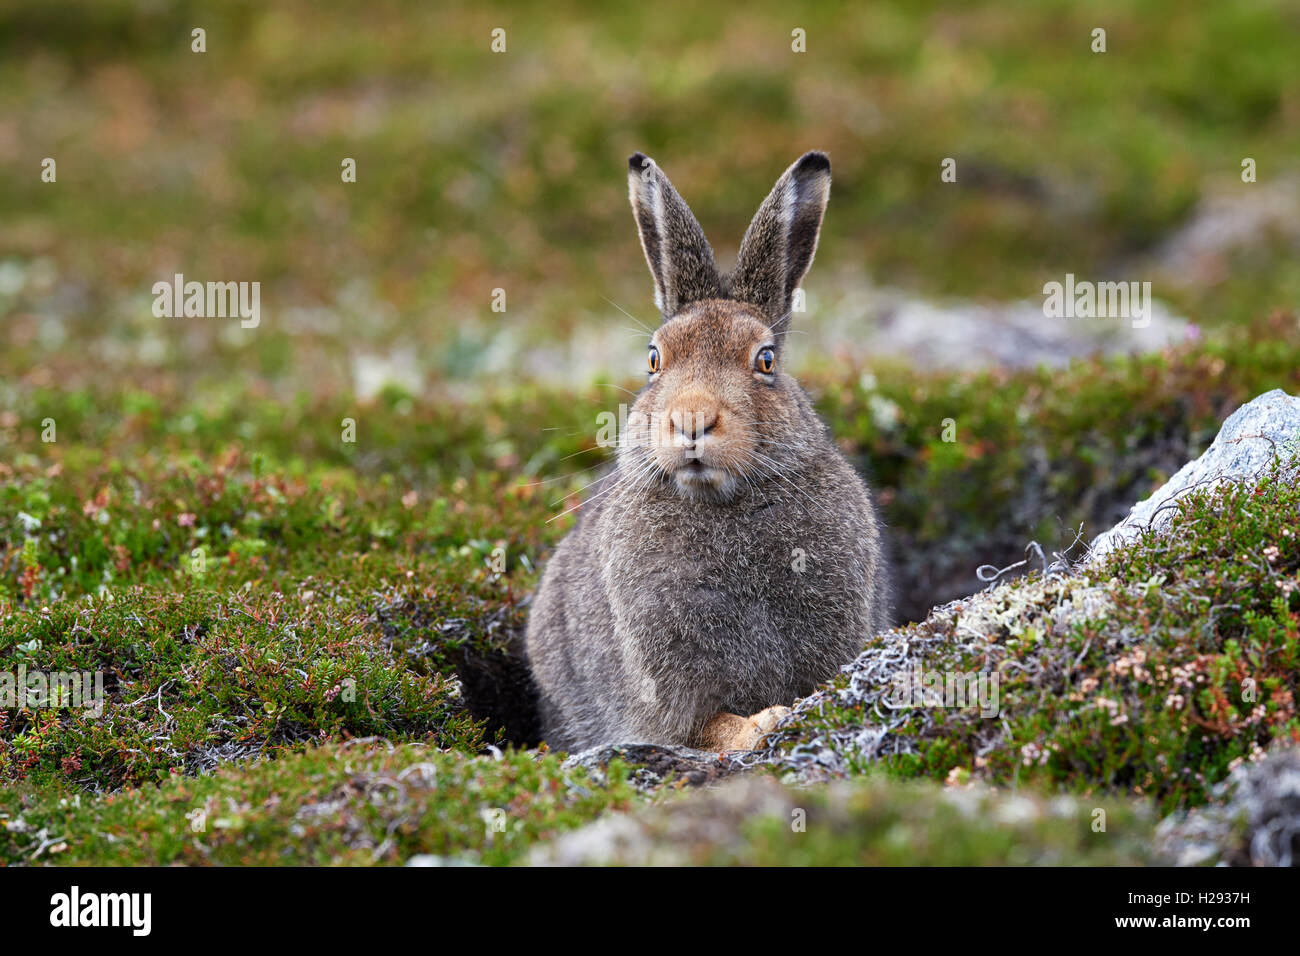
[730,151,831,335]
[627,153,724,320]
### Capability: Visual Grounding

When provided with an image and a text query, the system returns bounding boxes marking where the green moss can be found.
[0,584,488,789]
[0,743,635,866]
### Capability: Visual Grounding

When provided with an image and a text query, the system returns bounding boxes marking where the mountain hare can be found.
[525,151,890,752]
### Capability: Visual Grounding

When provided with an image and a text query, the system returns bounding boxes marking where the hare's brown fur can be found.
[525,152,890,751]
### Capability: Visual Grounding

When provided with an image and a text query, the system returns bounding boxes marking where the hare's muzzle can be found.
[661,395,721,460]
[669,404,717,445]
[649,397,745,499]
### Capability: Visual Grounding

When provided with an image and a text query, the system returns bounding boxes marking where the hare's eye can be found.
[755,347,775,375]
[648,346,662,374]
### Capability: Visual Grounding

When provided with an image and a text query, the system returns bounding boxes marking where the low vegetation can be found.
[769,464,1300,817]
[2,340,1297,863]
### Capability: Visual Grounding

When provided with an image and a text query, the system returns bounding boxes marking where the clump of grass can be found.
[0,584,486,789]
[0,443,566,789]
[1053,474,1300,808]
[0,742,636,866]
[773,467,1300,814]
[0,436,561,605]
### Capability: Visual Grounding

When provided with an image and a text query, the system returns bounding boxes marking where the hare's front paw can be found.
[749,705,792,735]
[699,706,791,752]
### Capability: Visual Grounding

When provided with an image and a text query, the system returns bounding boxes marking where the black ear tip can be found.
[628,152,652,173]
[794,151,831,175]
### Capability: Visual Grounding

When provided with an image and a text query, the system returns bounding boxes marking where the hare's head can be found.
[622,152,832,501]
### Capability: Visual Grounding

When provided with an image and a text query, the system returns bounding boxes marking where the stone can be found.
[1088,389,1300,562]
[1156,745,1300,867]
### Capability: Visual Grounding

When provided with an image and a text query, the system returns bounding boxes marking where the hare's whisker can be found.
[602,296,655,334]
[596,382,640,399]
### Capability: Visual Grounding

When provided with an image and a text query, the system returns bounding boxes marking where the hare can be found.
[525,151,890,753]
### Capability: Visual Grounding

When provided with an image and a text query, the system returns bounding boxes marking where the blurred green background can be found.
[2,0,1298,397]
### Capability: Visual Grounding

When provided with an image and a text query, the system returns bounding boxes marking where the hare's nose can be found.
[669,407,717,442]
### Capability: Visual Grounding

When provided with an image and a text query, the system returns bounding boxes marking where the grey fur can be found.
[730,151,831,336]
[627,152,724,319]
[525,153,890,752]
[626,151,832,332]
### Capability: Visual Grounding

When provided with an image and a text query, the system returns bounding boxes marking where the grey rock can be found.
[1156,745,1300,867]
[1088,388,1300,562]
[809,274,1194,372]
[510,276,1195,388]
[1152,177,1300,289]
